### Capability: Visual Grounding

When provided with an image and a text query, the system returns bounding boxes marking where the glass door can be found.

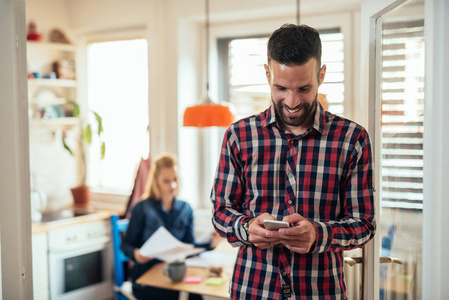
[372,0,425,299]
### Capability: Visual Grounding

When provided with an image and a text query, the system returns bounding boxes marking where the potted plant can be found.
[62,100,105,205]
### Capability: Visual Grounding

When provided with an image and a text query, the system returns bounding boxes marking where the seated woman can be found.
[121,153,221,300]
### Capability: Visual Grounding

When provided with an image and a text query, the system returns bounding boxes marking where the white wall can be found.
[25,0,73,41]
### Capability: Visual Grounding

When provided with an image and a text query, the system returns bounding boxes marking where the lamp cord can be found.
[205,0,210,94]
[296,0,300,25]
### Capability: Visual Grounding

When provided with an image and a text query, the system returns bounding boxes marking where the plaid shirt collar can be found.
[262,100,326,136]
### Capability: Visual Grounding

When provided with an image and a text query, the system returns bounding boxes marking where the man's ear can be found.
[264,64,270,83]
[318,64,327,86]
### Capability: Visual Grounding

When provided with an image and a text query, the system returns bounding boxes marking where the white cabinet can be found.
[32,233,49,300]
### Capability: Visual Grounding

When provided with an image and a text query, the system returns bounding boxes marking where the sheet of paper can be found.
[185,250,237,268]
[139,226,205,262]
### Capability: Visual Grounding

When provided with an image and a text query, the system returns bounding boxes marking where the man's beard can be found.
[272,94,318,128]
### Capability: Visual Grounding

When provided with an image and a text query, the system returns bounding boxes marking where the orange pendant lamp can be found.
[183,96,234,127]
[183,0,234,128]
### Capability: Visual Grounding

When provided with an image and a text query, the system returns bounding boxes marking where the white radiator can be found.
[345,258,362,299]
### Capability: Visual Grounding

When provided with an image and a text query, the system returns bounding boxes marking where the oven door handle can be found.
[49,236,110,252]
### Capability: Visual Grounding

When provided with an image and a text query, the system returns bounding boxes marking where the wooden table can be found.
[136,262,230,300]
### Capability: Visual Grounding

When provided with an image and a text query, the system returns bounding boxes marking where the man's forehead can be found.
[268,57,318,68]
[268,59,319,79]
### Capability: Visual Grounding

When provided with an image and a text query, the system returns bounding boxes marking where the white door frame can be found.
[362,0,449,299]
[362,1,407,298]
[422,0,449,298]
[0,0,33,298]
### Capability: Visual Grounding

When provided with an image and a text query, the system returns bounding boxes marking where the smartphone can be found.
[263,220,291,231]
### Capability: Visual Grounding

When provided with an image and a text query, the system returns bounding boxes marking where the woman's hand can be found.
[134,249,152,264]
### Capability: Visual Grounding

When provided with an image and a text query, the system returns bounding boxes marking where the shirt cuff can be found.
[310,221,333,253]
[232,215,253,246]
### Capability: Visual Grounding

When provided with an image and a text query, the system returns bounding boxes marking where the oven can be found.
[47,219,113,300]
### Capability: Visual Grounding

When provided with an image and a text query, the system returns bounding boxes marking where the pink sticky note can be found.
[184,276,203,283]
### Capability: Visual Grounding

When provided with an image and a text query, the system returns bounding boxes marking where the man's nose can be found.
[284,91,300,107]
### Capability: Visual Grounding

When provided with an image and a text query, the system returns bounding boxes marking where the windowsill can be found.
[89,186,131,196]
[89,189,130,216]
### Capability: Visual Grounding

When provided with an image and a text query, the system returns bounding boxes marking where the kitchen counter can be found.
[32,209,112,234]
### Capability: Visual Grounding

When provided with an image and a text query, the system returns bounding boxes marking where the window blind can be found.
[219,28,345,121]
[380,20,424,210]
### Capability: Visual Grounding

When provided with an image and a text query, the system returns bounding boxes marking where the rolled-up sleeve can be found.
[211,127,251,247]
[311,128,376,253]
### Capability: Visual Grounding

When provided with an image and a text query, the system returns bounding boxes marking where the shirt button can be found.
[283,271,287,276]
[288,200,292,205]
[290,140,295,144]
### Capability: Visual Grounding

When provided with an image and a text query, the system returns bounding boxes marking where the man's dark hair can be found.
[267,24,322,69]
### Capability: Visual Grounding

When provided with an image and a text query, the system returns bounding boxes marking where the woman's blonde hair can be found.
[141,153,179,200]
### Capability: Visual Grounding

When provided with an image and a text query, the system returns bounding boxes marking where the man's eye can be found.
[299,87,310,92]
[276,86,286,91]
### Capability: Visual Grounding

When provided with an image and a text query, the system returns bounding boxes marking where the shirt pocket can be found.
[172,217,188,230]
[167,217,189,241]
[144,216,162,230]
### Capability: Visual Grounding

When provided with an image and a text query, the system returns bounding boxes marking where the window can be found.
[86,39,149,194]
[218,28,346,121]
[380,20,425,210]
[320,29,345,115]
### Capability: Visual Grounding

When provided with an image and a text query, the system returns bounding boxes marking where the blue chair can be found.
[110,214,136,300]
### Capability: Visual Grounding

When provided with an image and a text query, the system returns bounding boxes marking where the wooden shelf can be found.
[27,40,79,132]
[28,78,77,88]
[26,41,76,52]
[29,117,79,127]
[29,97,67,105]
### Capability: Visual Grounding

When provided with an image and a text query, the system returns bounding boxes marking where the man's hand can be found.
[276,213,317,254]
[247,213,282,249]
[134,249,152,264]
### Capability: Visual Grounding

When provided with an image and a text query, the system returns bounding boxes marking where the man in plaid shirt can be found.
[211,24,375,299]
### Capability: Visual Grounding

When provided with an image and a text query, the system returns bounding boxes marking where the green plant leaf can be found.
[62,135,74,156]
[100,141,106,160]
[61,103,106,162]
[67,100,80,117]
[93,111,104,135]
[84,124,92,144]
